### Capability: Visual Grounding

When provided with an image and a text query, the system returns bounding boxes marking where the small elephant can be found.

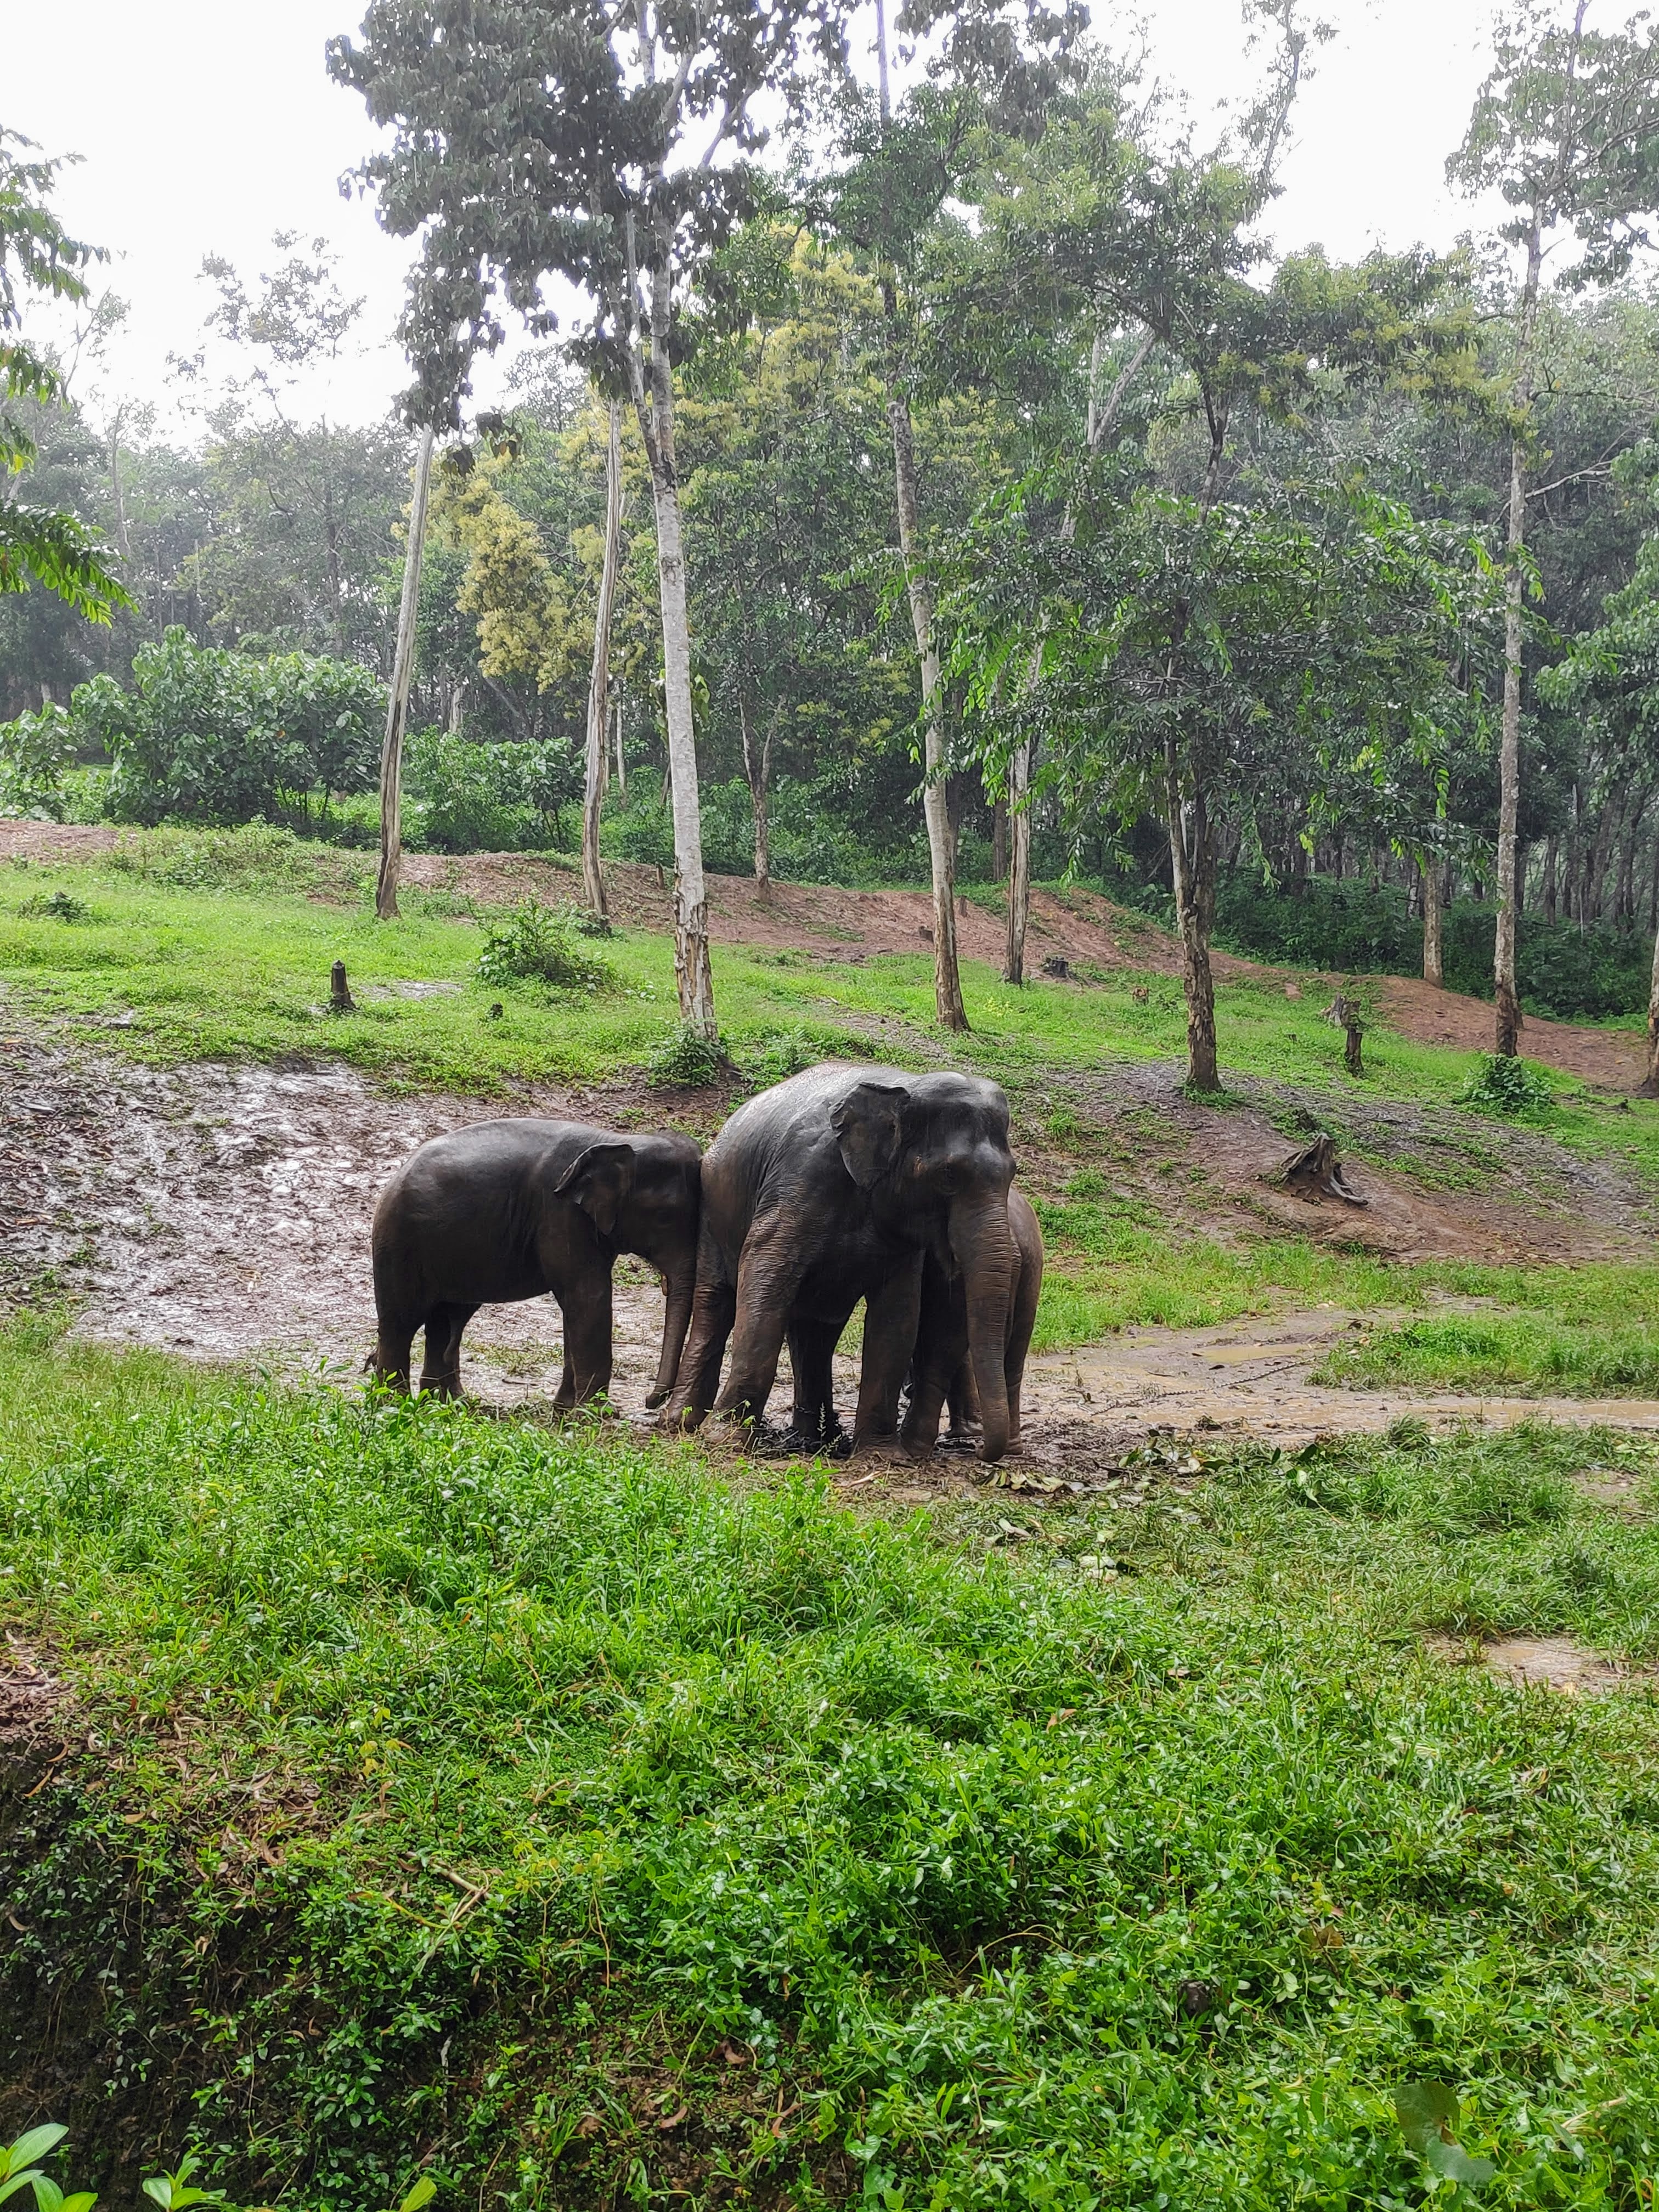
[905,1186,1043,1455]
[371,1118,701,1406]
[667,1063,1020,1460]
[785,1187,1042,1457]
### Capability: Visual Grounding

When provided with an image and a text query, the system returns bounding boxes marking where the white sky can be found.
[7,0,1504,434]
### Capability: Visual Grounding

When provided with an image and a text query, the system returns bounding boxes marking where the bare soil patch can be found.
[1425,1632,1653,1696]
[1378,974,1646,1091]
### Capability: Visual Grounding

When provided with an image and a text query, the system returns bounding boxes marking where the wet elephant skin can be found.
[372,1118,701,1406]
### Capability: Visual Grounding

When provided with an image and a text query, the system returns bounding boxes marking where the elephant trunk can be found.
[950,1193,1013,1462]
[646,1260,697,1408]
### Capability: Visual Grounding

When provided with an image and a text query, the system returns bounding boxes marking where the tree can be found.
[330,0,833,1041]
[1541,512,1659,1081]
[584,399,624,920]
[0,129,127,624]
[1449,0,1659,1053]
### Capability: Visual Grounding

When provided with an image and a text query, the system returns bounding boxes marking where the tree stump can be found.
[1042,955,1071,979]
[1271,1131,1368,1206]
[1324,992,1364,1075]
[330,960,356,1014]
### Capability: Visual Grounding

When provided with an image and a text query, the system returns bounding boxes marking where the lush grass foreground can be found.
[3,1330,1659,2208]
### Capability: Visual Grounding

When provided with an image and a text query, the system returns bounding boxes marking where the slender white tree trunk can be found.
[614,199,716,1038]
[888,387,967,1030]
[1646,915,1659,1092]
[1495,227,1541,1056]
[1421,856,1444,988]
[376,425,435,922]
[740,696,775,890]
[583,399,623,923]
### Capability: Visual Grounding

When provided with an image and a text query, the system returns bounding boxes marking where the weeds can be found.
[643,1022,733,1086]
[474,898,617,994]
[15,890,92,923]
[1459,1053,1556,1118]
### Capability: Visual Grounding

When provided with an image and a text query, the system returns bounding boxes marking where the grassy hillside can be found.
[4,1327,1659,2209]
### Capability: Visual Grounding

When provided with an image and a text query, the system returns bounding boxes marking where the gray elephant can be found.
[665,1063,1019,1460]
[371,1118,701,1405]
[783,1186,1043,1458]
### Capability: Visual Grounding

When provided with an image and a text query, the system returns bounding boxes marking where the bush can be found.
[0,702,77,820]
[475,898,616,992]
[1459,1053,1556,1118]
[16,889,93,922]
[76,628,385,826]
[644,1022,733,1086]
[405,729,579,854]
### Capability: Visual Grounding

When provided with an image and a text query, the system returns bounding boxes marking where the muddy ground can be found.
[8,1008,1659,1472]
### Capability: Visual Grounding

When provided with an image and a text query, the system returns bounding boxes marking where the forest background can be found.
[10,0,1659,1052]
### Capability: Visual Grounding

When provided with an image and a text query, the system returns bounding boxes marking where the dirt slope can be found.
[2,819,1643,1088]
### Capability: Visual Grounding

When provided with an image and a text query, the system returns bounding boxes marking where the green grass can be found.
[4,1332,1659,2207]
[1317,1264,1659,1397]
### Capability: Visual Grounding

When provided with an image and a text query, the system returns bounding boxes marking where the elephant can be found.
[904,1185,1043,1456]
[783,1187,1043,1458]
[665,1063,1019,1461]
[371,1118,702,1406]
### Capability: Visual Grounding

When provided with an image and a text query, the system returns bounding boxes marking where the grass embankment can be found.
[3,1329,1659,2208]
[9,828,1659,1387]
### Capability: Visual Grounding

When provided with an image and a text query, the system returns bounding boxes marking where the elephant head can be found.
[555,1131,702,1405]
[830,1073,1017,1459]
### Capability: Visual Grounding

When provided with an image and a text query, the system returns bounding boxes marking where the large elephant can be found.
[666,1064,1019,1460]
[371,1119,702,1406]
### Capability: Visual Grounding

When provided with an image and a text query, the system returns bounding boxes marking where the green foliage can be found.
[16,888,92,922]
[1205,874,1651,1021]
[0,699,75,819]
[1396,2082,1498,2191]
[4,1342,1659,2205]
[73,629,384,827]
[404,729,578,855]
[475,898,616,993]
[643,1020,732,1086]
[1459,1052,1555,1118]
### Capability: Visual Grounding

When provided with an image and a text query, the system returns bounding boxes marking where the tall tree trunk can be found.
[1645,915,1659,1093]
[376,425,435,922]
[1422,857,1444,988]
[888,385,968,1029]
[1166,748,1219,1091]
[615,197,715,1039]
[107,410,132,566]
[583,399,623,924]
[613,693,627,796]
[991,793,1007,884]
[1543,833,1558,924]
[1494,225,1542,1054]
[1005,742,1031,984]
[740,696,775,891]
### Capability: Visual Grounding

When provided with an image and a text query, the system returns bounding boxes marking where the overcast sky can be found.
[8,0,1504,434]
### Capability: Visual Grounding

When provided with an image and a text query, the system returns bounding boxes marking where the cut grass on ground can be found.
[3,1328,1658,2208]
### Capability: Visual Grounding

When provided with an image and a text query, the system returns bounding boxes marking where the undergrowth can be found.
[2,1340,1658,2208]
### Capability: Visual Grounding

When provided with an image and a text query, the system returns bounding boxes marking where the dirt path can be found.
[1023,1310,1659,1455]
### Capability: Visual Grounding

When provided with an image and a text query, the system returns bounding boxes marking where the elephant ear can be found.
[554,1142,637,1239]
[830,1081,907,1190]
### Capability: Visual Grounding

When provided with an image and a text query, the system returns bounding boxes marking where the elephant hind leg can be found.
[373,1311,418,1393]
[419,1304,476,1399]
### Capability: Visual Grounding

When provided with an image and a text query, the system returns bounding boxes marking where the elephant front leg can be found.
[554,1279,613,1406]
[853,1257,923,1454]
[710,1218,808,1432]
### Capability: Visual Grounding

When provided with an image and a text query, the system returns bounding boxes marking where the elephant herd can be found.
[370,1062,1043,1462]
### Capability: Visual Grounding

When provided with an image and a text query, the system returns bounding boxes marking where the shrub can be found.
[16,889,93,922]
[475,898,616,992]
[78,628,385,826]
[1459,1053,1555,1118]
[405,729,579,854]
[644,1022,733,1086]
[0,702,77,820]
